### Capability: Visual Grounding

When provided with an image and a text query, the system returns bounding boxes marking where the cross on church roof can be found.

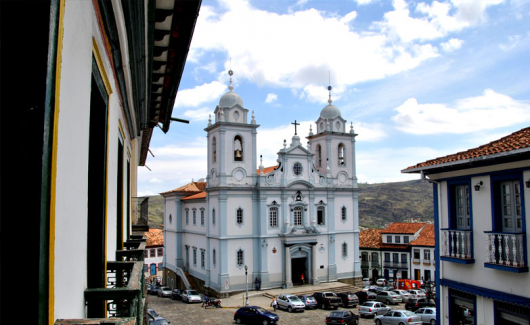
[291,120,300,135]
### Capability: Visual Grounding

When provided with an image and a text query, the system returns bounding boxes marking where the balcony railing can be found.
[423,259,431,265]
[485,232,528,272]
[117,237,147,262]
[441,229,474,262]
[412,258,420,264]
[361,260,370,268]
[383,261,408,269]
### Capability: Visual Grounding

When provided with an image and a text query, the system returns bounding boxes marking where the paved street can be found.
[146,282,413,325]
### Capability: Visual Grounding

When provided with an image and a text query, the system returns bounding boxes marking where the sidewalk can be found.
[220,281,361,309]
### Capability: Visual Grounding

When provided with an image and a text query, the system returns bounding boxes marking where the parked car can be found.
[358,301,391,318]
[414,307,436,325]
[147,308,158,317]
[149,284,160,295]
[313,292,342,310]
[376,278,386,286]
[298,294,318,309]
[369,286,387,294]
[405,298,436,312]
[325,310,359,325]
[234,306,279,324]
[148,316,170,325]
[157,286,172,298]
[337,292,359,308]
[362,278,371,286]
[391,289,412,302]
[376,291,402,305]
[374,310,422,325]
[354,291,376,305]
[170,288,183,300]
[276,294,305,312]
[408,289,427,299]
[181,289,202,303]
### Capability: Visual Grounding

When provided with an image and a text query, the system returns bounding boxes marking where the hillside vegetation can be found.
[145,179,434,230]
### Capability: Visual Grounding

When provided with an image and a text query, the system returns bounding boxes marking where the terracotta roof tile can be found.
[182,191,207,200]
[405,127,530,170]
[409,224,435,247]
[144,229,164,246]
[160,181,207,195]
[258,165,279,175]
[382,222,426,234]
[359,229,383,249]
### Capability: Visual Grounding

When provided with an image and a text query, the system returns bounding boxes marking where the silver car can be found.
[157,286,172,298]
[276,293,305,312]
[358,301,391,318]
[414,307,436,325]
[391,289,412,302]
[374,310,422,325]
[376,291,402,305]
[408,290,427,300]
[181,289,202,303]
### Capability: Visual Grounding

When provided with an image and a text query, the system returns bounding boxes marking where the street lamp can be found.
[244,265,249,306]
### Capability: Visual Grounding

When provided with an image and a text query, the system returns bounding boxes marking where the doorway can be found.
[292,257,308,285]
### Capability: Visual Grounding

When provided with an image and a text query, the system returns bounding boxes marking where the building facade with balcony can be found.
[144,229,165,283]
[359,223,435,284]
[403,127,530,325]
[162,80,362,296]
[6,1,202,324]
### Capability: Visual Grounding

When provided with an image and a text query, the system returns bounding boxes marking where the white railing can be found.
[441,229,473,259]
[485,232,526,267]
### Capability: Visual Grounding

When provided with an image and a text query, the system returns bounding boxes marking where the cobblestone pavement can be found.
[147,291,410,325]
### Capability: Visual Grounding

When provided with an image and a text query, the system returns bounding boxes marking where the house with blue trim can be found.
[403,127,530,324]
[162,73,361,296]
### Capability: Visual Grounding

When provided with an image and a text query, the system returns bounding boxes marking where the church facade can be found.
[162,73,361,295]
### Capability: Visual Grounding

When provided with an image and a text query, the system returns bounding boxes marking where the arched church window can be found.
[317,206,325,225]
[342,242,348,258]
[317,144,322,167]
[212,137,217,163]
[237,249,244,267]
[234,135,243,161]
[269,207,278,228]
[338,144,345,166]
[341,206,347,221]
[294,206,303,226]
[236,208,243,225]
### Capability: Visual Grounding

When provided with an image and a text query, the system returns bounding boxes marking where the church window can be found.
[193,247,197,266]
[294,207,303,226]
[293,162,302,176]
[212,137,217,163]
[234,135,243,161]
[341,206,347,221]
[237,249,244,267]
[236,208,243,225]
[193,208,197,225]
[212,208,216,226]
[270,207,278,228]
[338,144,345,166]
[213,248,216,267]
[317,206,325,225]
[201,249,205,269]
[185,208,189,225]
[317,144,322,167]
[200,208,205,226]
[336,121,341,131]
[342,243,348,258]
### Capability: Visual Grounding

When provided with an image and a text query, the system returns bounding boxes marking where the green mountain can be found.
[144,179,434,230]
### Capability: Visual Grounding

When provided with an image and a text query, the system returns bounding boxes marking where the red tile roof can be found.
[404,127,530,171]
[160,181,207,195]
[144,229,163,246]
[182,191,207,200]
[382,222,426,234]
[258,165,279,175]
[359,229,383,249]
[409,224,435,247]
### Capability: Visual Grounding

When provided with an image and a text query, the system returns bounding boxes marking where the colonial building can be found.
[162,75,361,296]
[6,1,201,323]
[145,229,165,283]
[403,127,530,324]
[359,223,435,284]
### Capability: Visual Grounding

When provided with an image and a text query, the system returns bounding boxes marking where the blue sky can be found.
[138,0,530,196]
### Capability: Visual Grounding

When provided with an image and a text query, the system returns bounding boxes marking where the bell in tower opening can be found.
[234,135,243,161]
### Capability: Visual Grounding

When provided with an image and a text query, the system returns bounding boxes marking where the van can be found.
[394,279,422,290]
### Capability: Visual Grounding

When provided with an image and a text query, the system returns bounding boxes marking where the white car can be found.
[408,290,427,300]
[181,289,202,303]
[392,289,412,302]
[157,286,172,298]
[376,278,386,286]
[415,307,436,325]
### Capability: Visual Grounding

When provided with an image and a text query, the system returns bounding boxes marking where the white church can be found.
[162,71,361,296]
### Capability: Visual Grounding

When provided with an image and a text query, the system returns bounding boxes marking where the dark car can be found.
[325,310,359,325]
[405,298,436,311]
[337,292,359,308]
[298,294,318,309]
[148,316,170,325]
[149,284,160,295]
[313,292,342,310]
[234,306,279,325]
[170,288,183,300]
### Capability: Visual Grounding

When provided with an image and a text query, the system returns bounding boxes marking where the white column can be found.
[285,246,293,288]
[312,244,319,285]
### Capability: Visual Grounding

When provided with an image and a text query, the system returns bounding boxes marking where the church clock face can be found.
[293,162,302,176]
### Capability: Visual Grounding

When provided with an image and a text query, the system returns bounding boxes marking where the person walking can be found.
[301,273,305,284]
[270,296,278,311]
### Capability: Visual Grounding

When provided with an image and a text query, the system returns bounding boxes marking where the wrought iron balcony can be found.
[361,260,370,268]
[440,229,474,263]
[484,232,528,273]
[383,261,408,269]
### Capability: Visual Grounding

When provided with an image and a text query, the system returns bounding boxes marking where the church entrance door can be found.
[291,257,307,285]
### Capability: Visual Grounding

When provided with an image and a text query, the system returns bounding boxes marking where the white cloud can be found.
[441,38,464,52]
[174,81,227,108]
[354,0,376,5]
[182,107,214,122]
[451,0,505,26]
[265,93,278,103]
[392,89,530,134]
[499,34,524,51]
[149,178,163,184]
